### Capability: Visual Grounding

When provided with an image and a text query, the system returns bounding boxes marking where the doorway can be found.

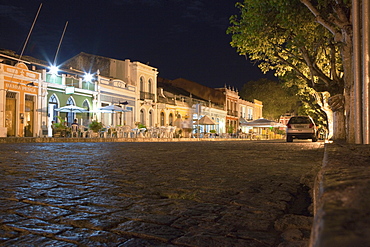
[5,92,17,137]
[24,95,35,137]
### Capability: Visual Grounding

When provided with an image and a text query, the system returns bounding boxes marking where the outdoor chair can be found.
[138,128,146,138]
[151,127,160,138]
[99,126,109,138]
[169,126,176,138]
[116,126,123,138]
[71,124,79,137]
[122,125,133,138]
[79,125,87,138]
[160,126,167,138]
[146,127,154,138]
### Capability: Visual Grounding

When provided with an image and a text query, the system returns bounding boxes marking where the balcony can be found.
[227,110,238,117]
[140,91,155,100]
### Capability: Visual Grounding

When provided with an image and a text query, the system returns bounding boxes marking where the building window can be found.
[140,77,144,92]
[140,109,145,125]
[160,112,165,126]
[149,110,153,127]
[148,79,152,94]
[66,97,75,125]
[169,113,173,126]
[82,100,90,126]
[49,94,59,123]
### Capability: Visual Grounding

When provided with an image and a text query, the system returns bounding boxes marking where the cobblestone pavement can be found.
[0,140,324,247]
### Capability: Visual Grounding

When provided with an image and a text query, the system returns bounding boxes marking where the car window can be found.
[289,117,312,124]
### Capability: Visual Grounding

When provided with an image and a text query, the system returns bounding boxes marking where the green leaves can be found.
[240,79,299,120]
[227,0,346,96]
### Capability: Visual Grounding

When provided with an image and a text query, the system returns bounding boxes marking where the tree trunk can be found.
[340,22,355,143]
[328,94,346,140]
[333,110,346,140]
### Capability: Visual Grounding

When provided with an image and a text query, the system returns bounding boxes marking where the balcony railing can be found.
[227,110,238,117]
[140,91,155,100]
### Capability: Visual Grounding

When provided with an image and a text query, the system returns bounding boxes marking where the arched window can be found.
[66,97,74,106]
[140,109,145,125]
[148,79,152,94]
[66,97,75,126]
[169,113,173,126]
[82,100,90,126]
[140,77,144,92]
[160,112,165,126]
[49,94,59,123]
[149,110,153,127]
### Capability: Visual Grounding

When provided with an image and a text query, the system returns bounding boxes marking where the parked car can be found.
[286,116,317,142]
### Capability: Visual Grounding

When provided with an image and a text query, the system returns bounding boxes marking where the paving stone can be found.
[118,237,178,247]
[113,220,184,242]
[7,218,73,236]
[274,214,313,231]
[14,205,72,221]
[56,228,129,246]
[173,233,264,247]
[1,234,77,247]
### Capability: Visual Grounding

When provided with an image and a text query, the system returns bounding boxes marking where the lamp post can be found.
[119,101,128,125]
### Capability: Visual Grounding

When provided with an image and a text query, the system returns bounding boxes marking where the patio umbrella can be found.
[240,118,284,128]
[99,105,132,126]
[55,105,88,126]
[197,115,217,135]
[198,115,217,125]
[55,105,88,113]
[239,117,249,125]
[98,105,131,113]
[173,118,183,128]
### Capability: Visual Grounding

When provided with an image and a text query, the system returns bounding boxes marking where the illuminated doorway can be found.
[24,95,35,137]
[5,92,17,137]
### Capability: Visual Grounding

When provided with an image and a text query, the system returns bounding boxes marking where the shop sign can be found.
[65,86,75,94]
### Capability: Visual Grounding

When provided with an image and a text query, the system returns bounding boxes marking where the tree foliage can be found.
[227,0,353,141]
[240,78,299,121]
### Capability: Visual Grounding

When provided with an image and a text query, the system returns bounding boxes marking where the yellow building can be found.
[0,60,42,137]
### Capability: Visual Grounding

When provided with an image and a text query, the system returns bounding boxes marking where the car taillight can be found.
[287,124,291,128]
[309,123,314,128]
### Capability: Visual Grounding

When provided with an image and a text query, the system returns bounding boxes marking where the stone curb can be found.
[310,143,370,247]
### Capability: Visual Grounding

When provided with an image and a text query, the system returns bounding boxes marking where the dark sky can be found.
[0,0,276,89]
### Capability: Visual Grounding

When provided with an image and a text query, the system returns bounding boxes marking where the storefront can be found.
[0,62,41,137]
[44,71,96,136]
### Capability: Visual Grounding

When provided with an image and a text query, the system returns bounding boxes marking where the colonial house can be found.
[0,49,263,137]
[161,78,262,134]
[0,51,42,137]
[63,52,158,128]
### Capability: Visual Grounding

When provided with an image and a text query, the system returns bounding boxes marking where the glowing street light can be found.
[49,65,59,75]
[84,73,93,82]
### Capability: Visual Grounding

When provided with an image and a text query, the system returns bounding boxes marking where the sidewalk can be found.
[310,142,370,247]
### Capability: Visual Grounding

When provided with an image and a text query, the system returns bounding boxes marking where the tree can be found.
[227,0,353,142]
[240,78,299,120]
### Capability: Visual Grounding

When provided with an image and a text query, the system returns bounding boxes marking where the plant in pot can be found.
[89,120,103,137]
[210,129,217,137]
[52,116,67,137]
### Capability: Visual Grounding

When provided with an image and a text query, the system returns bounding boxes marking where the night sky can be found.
[0,0,276,89]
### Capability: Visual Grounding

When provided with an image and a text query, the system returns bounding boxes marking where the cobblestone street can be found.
[0,140,324,246]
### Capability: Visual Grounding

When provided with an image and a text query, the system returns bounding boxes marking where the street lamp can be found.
[49,65,59,75]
